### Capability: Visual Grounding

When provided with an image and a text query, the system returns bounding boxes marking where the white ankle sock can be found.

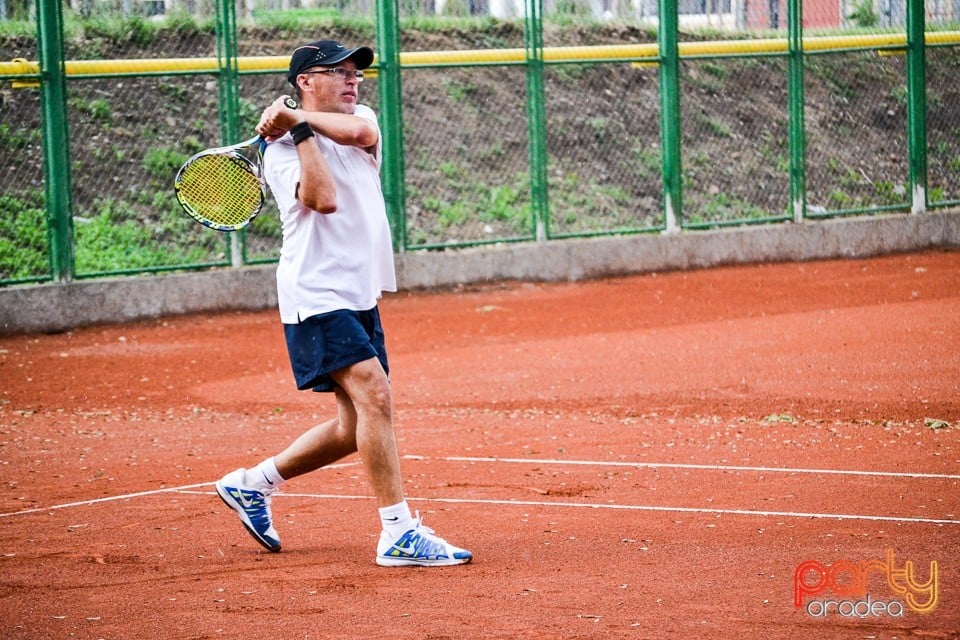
[243,457,285,491]
[379,501,416,539]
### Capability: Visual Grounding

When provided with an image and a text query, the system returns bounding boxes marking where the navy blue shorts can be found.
[283,306,389,393]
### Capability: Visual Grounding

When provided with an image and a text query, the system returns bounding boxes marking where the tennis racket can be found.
[174,96,297,232]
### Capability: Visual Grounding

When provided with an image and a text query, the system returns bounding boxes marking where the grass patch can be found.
[74,199,210,273]
[0,193,49,281]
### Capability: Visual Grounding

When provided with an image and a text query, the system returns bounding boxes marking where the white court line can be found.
[174,490,960,526]
[0,461,361,519]
[429,455,960,481]
[5,486,958,527]
[414,496,960,526]
[0,482,214,518]
[3,456,958,526]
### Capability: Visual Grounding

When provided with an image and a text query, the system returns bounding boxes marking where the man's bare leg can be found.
[330,358,404,507]
[273,387,360,480]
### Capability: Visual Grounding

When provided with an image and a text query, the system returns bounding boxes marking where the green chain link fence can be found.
[0,0,958,285]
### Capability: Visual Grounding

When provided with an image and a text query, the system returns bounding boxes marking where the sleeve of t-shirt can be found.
[352,104,383,170]
[263,134,301,216]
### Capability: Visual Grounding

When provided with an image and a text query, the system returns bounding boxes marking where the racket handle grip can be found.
[283,97,298,109]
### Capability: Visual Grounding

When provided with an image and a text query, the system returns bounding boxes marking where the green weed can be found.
[441,78,479,103]
[0,193,49,280]
[142,147,188,178]
[74,199,208,272]
[70,97,113,123]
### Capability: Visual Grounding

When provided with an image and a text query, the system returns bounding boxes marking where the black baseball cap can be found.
[287,40,375,85]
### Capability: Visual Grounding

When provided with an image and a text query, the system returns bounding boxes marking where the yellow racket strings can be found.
[177,154,263,227]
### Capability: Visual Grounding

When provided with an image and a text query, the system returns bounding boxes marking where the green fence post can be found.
[376,0,408,251]
[658,0,681,232]
[215,0,242,265]
[787,0,806,223]
[36,0,74,281]
[524,0,549,242]
[906,0,927,214]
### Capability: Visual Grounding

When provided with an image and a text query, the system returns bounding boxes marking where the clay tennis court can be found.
[1,249,958,639]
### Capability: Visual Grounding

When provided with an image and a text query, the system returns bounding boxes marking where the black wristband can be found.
[290,121,314,146]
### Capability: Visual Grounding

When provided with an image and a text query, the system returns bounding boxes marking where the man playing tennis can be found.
[214,40,472,567]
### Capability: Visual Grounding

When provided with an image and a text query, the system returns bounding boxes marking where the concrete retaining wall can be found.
[2,210,957,335]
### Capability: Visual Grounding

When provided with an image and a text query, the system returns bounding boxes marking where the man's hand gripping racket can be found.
[174,96,298,232]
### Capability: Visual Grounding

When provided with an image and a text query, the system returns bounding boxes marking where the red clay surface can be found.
[1,250,958,639]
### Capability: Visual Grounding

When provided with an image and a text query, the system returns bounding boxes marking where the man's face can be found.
[296,60,363,114]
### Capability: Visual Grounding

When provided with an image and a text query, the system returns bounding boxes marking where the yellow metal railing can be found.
[3,31,959,79]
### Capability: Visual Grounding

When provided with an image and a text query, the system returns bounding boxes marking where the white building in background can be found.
[430,0,740,25]
[49,0,958,29]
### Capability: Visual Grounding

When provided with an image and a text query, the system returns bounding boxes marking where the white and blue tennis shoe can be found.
[376,515,473,567]
[215,468,282,553]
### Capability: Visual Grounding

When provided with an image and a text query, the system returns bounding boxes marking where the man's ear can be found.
[295,74,310,95]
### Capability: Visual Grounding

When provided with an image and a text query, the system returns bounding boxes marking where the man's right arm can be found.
[258,96,338,214]
[299,110,379,155]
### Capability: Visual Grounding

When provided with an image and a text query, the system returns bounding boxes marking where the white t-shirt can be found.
[263,104,397,324]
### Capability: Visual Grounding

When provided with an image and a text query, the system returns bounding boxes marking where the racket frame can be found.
[174,97,298,233]
[174,136,268,232]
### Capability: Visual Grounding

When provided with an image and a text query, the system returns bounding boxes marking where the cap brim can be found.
[324,46,374,70]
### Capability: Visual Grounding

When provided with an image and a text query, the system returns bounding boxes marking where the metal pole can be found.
[658,0,681,232]
[787,0,806,223]
[524,0,549,242]
[36,0,74,281]
[215,0,243,265]
[906,0,927,214]
[376,0,408,251]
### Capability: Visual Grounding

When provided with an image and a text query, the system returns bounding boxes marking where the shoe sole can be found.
[215,481,282,553]
[376,555,472,567]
